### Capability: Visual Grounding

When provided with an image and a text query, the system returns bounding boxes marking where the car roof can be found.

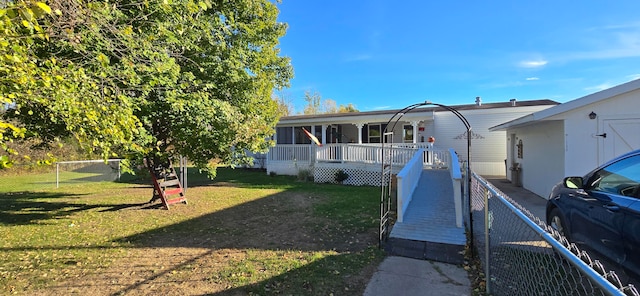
[600,149,640,169]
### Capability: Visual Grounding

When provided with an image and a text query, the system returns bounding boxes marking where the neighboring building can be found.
[490,79,640,199]
[266,99,558,185]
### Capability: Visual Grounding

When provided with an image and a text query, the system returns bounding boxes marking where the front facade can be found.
[267,99,558,184]
[491,79,640,198]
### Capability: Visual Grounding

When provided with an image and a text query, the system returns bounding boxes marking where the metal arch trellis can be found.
[378,101,473,253]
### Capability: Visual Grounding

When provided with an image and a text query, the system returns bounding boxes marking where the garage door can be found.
[603,118,640,163]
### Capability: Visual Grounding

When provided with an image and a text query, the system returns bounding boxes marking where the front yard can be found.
[0,168,383,295]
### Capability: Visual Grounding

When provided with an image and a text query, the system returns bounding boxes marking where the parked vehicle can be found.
[546,149,640,278]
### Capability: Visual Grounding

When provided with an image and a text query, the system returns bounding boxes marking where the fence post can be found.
[484,187,491,295]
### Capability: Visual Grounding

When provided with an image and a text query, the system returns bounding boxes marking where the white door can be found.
[602,118,640,162]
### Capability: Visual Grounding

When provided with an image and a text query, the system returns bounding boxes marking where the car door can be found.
[623,199,640,279]
[581,155,640,264]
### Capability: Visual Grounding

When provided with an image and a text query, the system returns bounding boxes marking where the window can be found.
[403,125,413,143]
[368,125,381,143]
[314,125,322,144]
[295,126,311,144]
[366,124,388,143]
[587,155,640,197]
[276,127,293,144]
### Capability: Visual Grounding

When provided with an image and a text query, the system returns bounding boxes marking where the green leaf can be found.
[36,2,52,14]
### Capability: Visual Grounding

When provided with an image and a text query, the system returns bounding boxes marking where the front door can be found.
[603,118,640,163]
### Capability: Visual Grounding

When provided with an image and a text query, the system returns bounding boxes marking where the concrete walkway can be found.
[485,177,547,220]
[363,256,471,296]
[364,176,548,296]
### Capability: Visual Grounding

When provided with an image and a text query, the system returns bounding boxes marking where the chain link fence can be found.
[469,172,639,296]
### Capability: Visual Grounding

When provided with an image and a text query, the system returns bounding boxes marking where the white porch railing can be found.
[448,148,463,228]
[266,143,452,186]
[396,149,425,223]
[267,144,450,167]
[266,144,314,163]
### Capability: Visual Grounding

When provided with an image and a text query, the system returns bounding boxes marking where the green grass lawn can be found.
[0,167,384,295]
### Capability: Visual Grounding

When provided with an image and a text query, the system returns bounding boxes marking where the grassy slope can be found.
[0,167,384,295]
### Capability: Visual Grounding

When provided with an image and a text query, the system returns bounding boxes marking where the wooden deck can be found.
[385,169,467,264]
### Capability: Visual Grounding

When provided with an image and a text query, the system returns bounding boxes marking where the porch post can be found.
[354,123,364,144]
[292,126,296,144]
[412,121,419,144]
[321,125,327,145]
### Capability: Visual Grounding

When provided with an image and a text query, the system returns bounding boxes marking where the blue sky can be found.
[275,1,640,113]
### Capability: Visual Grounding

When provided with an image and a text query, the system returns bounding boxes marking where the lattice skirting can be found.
[313,162,401,186]
[267,161,402,186]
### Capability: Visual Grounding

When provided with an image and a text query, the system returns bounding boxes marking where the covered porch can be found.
[274,109,435,147]
[266,143,450,186]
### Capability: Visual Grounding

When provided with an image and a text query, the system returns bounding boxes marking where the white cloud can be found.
[525,77,540,81]
[626,73,640,81]
[557,22,640,61]
[519,60,548,68]
[585,83,613,92]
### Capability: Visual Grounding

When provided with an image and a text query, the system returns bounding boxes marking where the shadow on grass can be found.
[206,249,380,296]
[109,177,379,295]
[0,191,151,225]
[1,168,380,295]
[110,247,380,296]
[116,167,297,189]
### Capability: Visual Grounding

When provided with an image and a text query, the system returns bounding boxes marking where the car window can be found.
[587,155,640,197]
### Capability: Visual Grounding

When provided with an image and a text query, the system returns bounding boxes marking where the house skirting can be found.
[267,161,401,187]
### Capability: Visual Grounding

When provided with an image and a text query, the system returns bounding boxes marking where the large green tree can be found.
[1,0,292,174]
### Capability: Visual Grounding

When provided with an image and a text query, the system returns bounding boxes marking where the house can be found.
[266,99,558,185]
[490,79,640,199]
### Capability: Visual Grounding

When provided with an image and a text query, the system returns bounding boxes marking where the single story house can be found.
[265,98,558,186]
[490,79,640,199]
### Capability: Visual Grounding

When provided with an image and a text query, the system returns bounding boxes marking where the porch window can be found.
[403,125,414,143]
[276,127,293,144]
[326,125,343,143]
[314,126,322,144]
[368,125,380,143]
[295,126,312,144]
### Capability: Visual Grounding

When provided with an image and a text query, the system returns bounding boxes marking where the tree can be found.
[273,91,294,117]
[303,90,322,115]
[1,0,293,175]
[338,103,358,113]
[323,99,338,114]
[302,90,358,115]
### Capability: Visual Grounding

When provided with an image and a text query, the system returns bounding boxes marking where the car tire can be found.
[548,208,570,241]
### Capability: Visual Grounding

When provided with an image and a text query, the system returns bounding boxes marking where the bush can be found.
[334,170,348,184]
[297,169,312,182]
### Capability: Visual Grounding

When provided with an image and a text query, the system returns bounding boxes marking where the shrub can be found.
[297,169,312,181]
[334,170,348,184]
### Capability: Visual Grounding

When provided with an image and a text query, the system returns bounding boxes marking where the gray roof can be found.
[490,79,640,131]
[280,99,559,123]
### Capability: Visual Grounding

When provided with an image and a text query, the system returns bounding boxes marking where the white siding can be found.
[433,105,555,175]
[558,90,640,176]
[502,86,640,198]
[509,121,565,198]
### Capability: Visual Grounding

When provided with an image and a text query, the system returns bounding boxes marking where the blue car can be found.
[546,149,640,278]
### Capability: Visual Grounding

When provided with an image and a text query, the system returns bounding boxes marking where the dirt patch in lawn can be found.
[3,180,382,295]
